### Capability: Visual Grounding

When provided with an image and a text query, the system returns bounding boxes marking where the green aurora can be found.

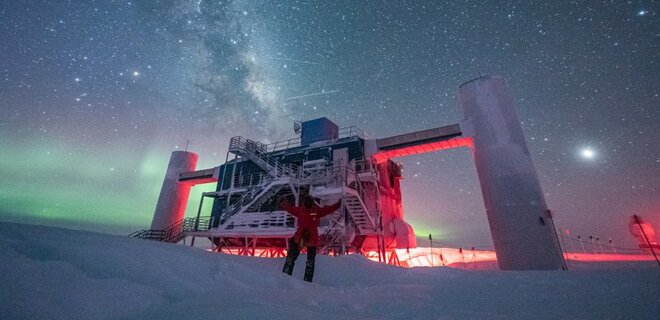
[0,136,216,234]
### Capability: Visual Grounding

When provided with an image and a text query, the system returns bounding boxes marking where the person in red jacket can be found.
[280,195,341,282]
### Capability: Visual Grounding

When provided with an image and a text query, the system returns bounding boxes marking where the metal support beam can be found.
[371,124,471,162]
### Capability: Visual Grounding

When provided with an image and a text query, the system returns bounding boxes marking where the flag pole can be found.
[429,234,434,267]
[633,215,660,268]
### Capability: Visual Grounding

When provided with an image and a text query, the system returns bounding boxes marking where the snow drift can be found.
[0,222,657,319]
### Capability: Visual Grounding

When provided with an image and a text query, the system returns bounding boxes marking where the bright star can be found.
[580,147,596,160]
[132,71,140,77]
[637,10,648,16]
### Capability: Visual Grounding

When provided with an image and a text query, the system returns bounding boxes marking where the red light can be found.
[373,137,473,163]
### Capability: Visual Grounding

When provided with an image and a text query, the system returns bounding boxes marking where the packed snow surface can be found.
[1,222,658,319]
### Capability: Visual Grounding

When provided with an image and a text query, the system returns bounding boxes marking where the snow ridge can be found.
[0,222,657,319]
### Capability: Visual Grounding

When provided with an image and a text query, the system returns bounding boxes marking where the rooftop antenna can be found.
[184,139,190,152]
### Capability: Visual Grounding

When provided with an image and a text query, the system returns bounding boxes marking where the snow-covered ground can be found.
[1,222,657,320]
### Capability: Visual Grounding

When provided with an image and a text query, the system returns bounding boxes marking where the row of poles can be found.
[426,214,660,269]
[556,214,659,267]
[427,234,482,270]
[559,234,619,254]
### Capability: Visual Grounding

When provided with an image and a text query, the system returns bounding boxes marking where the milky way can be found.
[1,1,658,248]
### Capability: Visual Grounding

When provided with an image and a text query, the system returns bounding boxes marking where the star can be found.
[579,147,596,160]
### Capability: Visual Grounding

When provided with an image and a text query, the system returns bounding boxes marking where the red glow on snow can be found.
[209,247,288,258]
[564,252,656,262]
[209,246,657,269]
[372,137,473,163]
[363,248,657,269]
[363,247,497,269]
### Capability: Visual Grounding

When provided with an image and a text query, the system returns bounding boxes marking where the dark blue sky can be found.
[1,1,658,248]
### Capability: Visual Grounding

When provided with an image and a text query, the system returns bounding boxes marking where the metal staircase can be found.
[309,165,377,235]
[129,216,213,243]
[132,142,381,256]
[220,176,288,223]
[343,188,376,233]
[217,136,300,224]
[319,215,353,255]
[228,136,297,178]
[303,160,378,253]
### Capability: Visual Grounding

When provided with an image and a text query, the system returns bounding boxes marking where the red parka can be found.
[281,200,341,247]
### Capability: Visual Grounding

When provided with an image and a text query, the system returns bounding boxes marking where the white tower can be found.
[458,76,565,270]
[150,151,198,230]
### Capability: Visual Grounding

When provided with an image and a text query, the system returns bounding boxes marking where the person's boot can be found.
[283,240,300,276]
[303,260,315,282]
[283,259,295,276]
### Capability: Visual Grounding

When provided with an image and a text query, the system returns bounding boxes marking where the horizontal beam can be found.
[178,167,219,185]
[376,124,462,151]
[372,124,471,162]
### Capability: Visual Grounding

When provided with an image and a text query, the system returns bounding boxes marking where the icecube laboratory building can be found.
[132,76,566,270]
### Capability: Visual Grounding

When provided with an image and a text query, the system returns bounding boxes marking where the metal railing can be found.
[302,160,377,237]
[129,216,214,243]
[247,126,367,153]
[300,160,342,187]
[345,166,377,230]
[229,136,299,178]
[354,158,375,174]
[302,160,372,205]
[232,172,270,189]
[223,137,304,223]
[337,126,368,140]
[320,217,348,255]
[222,175,276,221]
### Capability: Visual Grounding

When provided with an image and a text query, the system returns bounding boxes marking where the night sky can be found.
[1,1,658,249]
